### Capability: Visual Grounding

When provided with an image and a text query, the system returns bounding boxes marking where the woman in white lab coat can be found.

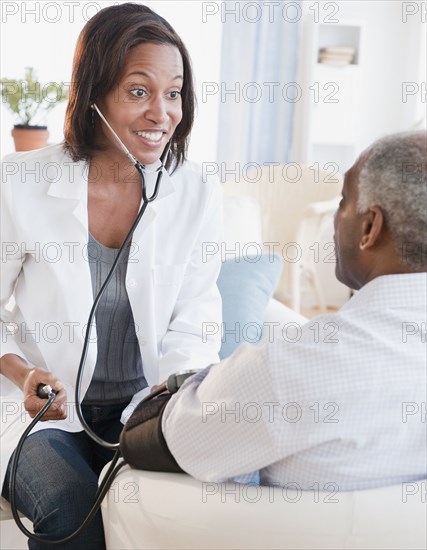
[0,4,222,548]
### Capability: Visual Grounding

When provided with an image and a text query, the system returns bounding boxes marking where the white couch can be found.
[0,511,30,549]
[101,468,426,550]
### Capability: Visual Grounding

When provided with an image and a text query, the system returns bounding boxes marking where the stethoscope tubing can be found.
[75,144,171,449]
[8,138,172,544]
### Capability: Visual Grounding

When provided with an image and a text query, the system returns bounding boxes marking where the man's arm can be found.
[161,341,286,481]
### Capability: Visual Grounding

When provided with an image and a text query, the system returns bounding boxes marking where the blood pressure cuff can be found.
[120,394,184,473]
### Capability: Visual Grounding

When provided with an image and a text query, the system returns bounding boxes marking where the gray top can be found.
[82,234,147,405]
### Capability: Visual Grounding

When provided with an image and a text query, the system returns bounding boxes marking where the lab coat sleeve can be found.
[157,177,223,382]
[0,164,28,392]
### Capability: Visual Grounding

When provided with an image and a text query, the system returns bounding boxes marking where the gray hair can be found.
[357,131,427,269]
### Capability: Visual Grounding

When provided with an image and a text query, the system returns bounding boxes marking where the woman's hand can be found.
[151,381,170,398]
[22,368,68,421]
[1,354,68,421]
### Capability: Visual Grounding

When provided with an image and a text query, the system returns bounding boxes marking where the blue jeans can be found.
[2,401,127,550]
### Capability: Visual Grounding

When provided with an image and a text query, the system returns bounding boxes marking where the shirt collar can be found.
[340,272,427,311]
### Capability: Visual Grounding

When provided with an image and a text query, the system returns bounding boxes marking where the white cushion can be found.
[263,298,308,327]
[101,467,427,550]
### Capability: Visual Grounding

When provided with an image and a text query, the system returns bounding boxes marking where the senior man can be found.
[124,131,426,491]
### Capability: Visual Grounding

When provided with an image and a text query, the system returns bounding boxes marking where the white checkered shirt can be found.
[163,273,427,491]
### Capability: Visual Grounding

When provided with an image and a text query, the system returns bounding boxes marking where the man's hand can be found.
[23,368,67,421]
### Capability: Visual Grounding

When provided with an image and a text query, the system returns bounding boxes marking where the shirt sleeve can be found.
[156,177,223,383]
[161,339,289,482]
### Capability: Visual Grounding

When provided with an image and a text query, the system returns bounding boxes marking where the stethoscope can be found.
[75,103,173,450]
[8,104,176,544]
[91,103,171,204]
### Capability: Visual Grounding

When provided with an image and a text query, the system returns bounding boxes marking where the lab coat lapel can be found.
[45,155,91,256]
[127,168,175,384]
[43,155,176,393]
[46,155,88,200]
[131,165,175,242]
[44,154,98,395]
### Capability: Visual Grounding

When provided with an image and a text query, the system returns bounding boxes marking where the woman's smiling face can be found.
[95,42,183,166]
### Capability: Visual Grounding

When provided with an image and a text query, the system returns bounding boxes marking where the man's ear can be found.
[360,207,385,250]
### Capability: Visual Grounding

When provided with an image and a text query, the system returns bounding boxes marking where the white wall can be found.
[1,1,425,165]
[293,0,426,169]
[0,0,222,163]
[336,0,426,147]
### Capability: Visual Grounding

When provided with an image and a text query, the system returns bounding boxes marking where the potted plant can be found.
[1,67,69,151]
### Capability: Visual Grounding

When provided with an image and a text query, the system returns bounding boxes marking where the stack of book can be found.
[318,47,356,65]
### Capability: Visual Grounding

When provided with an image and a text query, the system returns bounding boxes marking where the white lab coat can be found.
[0,143,222,486]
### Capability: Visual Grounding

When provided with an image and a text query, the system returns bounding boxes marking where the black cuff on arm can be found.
[120,394,184,473]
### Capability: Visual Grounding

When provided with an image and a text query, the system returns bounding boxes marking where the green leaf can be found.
[0,67,69,126]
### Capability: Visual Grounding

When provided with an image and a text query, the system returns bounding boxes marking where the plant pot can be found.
[12,125,49,152]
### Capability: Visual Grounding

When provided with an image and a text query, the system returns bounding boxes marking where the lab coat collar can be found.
[141,161,175,202]
[44,145,176,242]
[45,146,88,201]
[46,146,175,203]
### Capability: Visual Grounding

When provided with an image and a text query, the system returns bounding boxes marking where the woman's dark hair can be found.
[63,3,195,171]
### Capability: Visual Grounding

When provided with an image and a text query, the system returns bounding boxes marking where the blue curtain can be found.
[217,0,301,166]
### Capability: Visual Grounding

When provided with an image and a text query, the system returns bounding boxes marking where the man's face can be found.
[333,159,366,290]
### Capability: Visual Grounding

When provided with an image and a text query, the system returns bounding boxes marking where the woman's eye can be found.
[168,91,181,99]
[130,88,146,98]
